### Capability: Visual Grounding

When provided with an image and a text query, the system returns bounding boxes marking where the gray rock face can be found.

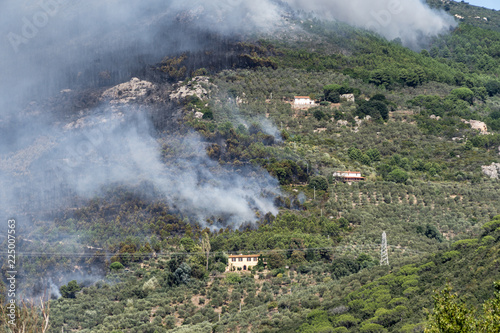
[482,163,500,179]
[340,94,355,102]
[169,76,214,101]
[101,78,156,104]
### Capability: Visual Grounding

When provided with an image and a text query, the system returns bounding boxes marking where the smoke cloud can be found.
[286,0,457,48]
[0,0,455,114]
[0,106,279,227]
[48,278,62,299]
[0,0,457,225]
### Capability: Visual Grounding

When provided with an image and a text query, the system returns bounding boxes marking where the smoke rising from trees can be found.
[286,0,457,48]
[0,0,455,112]
[0,0,455,223]
[0,107,279,227]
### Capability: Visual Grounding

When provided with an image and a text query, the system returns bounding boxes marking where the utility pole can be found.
[380,231,389,266]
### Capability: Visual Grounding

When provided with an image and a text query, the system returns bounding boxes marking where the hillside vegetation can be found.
[1,2,500,332]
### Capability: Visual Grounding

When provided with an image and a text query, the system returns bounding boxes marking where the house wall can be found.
[227,256,259,271]
[294,98,313,105]
[334,171,362,177]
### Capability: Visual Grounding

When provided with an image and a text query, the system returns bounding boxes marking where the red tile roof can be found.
[228,254,260,258]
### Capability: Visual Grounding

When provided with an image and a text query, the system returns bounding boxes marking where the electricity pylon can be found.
[380,231,389,266]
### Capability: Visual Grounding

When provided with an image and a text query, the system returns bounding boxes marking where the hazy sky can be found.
[464,0,500,10]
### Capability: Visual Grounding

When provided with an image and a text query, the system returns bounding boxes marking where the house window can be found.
[247,258,251,261]
[238,258,243,262]
[253,257,258,261]
[231,258,236,262]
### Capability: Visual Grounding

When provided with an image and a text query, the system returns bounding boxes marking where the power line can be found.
[1,243,425,258]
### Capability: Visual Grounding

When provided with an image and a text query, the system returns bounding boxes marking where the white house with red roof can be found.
[333,171,365,182]
[294,96,315,105]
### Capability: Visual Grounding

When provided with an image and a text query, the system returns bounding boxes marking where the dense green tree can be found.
[324,84,342,103]
[174,263,192,285]
[309,176,329,191]
[60,280,81,299]
[366,148,381,162]
[425,282,500,333]
[357,100,389,121]
[485,80,500,96]
[313,109,327,121]
[267,251,286,269]
[386,169,409,183]
[450,87,475,105]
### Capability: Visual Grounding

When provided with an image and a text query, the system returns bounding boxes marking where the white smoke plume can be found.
[0,106,279,228]
[0,0,455,113]
[48,278,62,299]
[0,0,456,224]
[285,0,457,48]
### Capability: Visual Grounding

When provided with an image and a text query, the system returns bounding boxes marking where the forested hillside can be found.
[1,1,500,332]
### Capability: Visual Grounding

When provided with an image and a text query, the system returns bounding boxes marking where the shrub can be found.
[313,109,327,121]
[226,273,242,284]
[268,301,278,310]
[143,277,160,292]
[110,262,124,270]
[202,110,214,120]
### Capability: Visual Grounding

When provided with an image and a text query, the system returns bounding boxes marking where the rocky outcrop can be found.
[61,78,180,131]
[169,76,215,101]
[101,78,156,104]
[461,119,489,134]
[340,94,355,102]
[482,163,500,179]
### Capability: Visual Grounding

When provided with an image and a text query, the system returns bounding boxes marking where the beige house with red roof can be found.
[226,254,260,271]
